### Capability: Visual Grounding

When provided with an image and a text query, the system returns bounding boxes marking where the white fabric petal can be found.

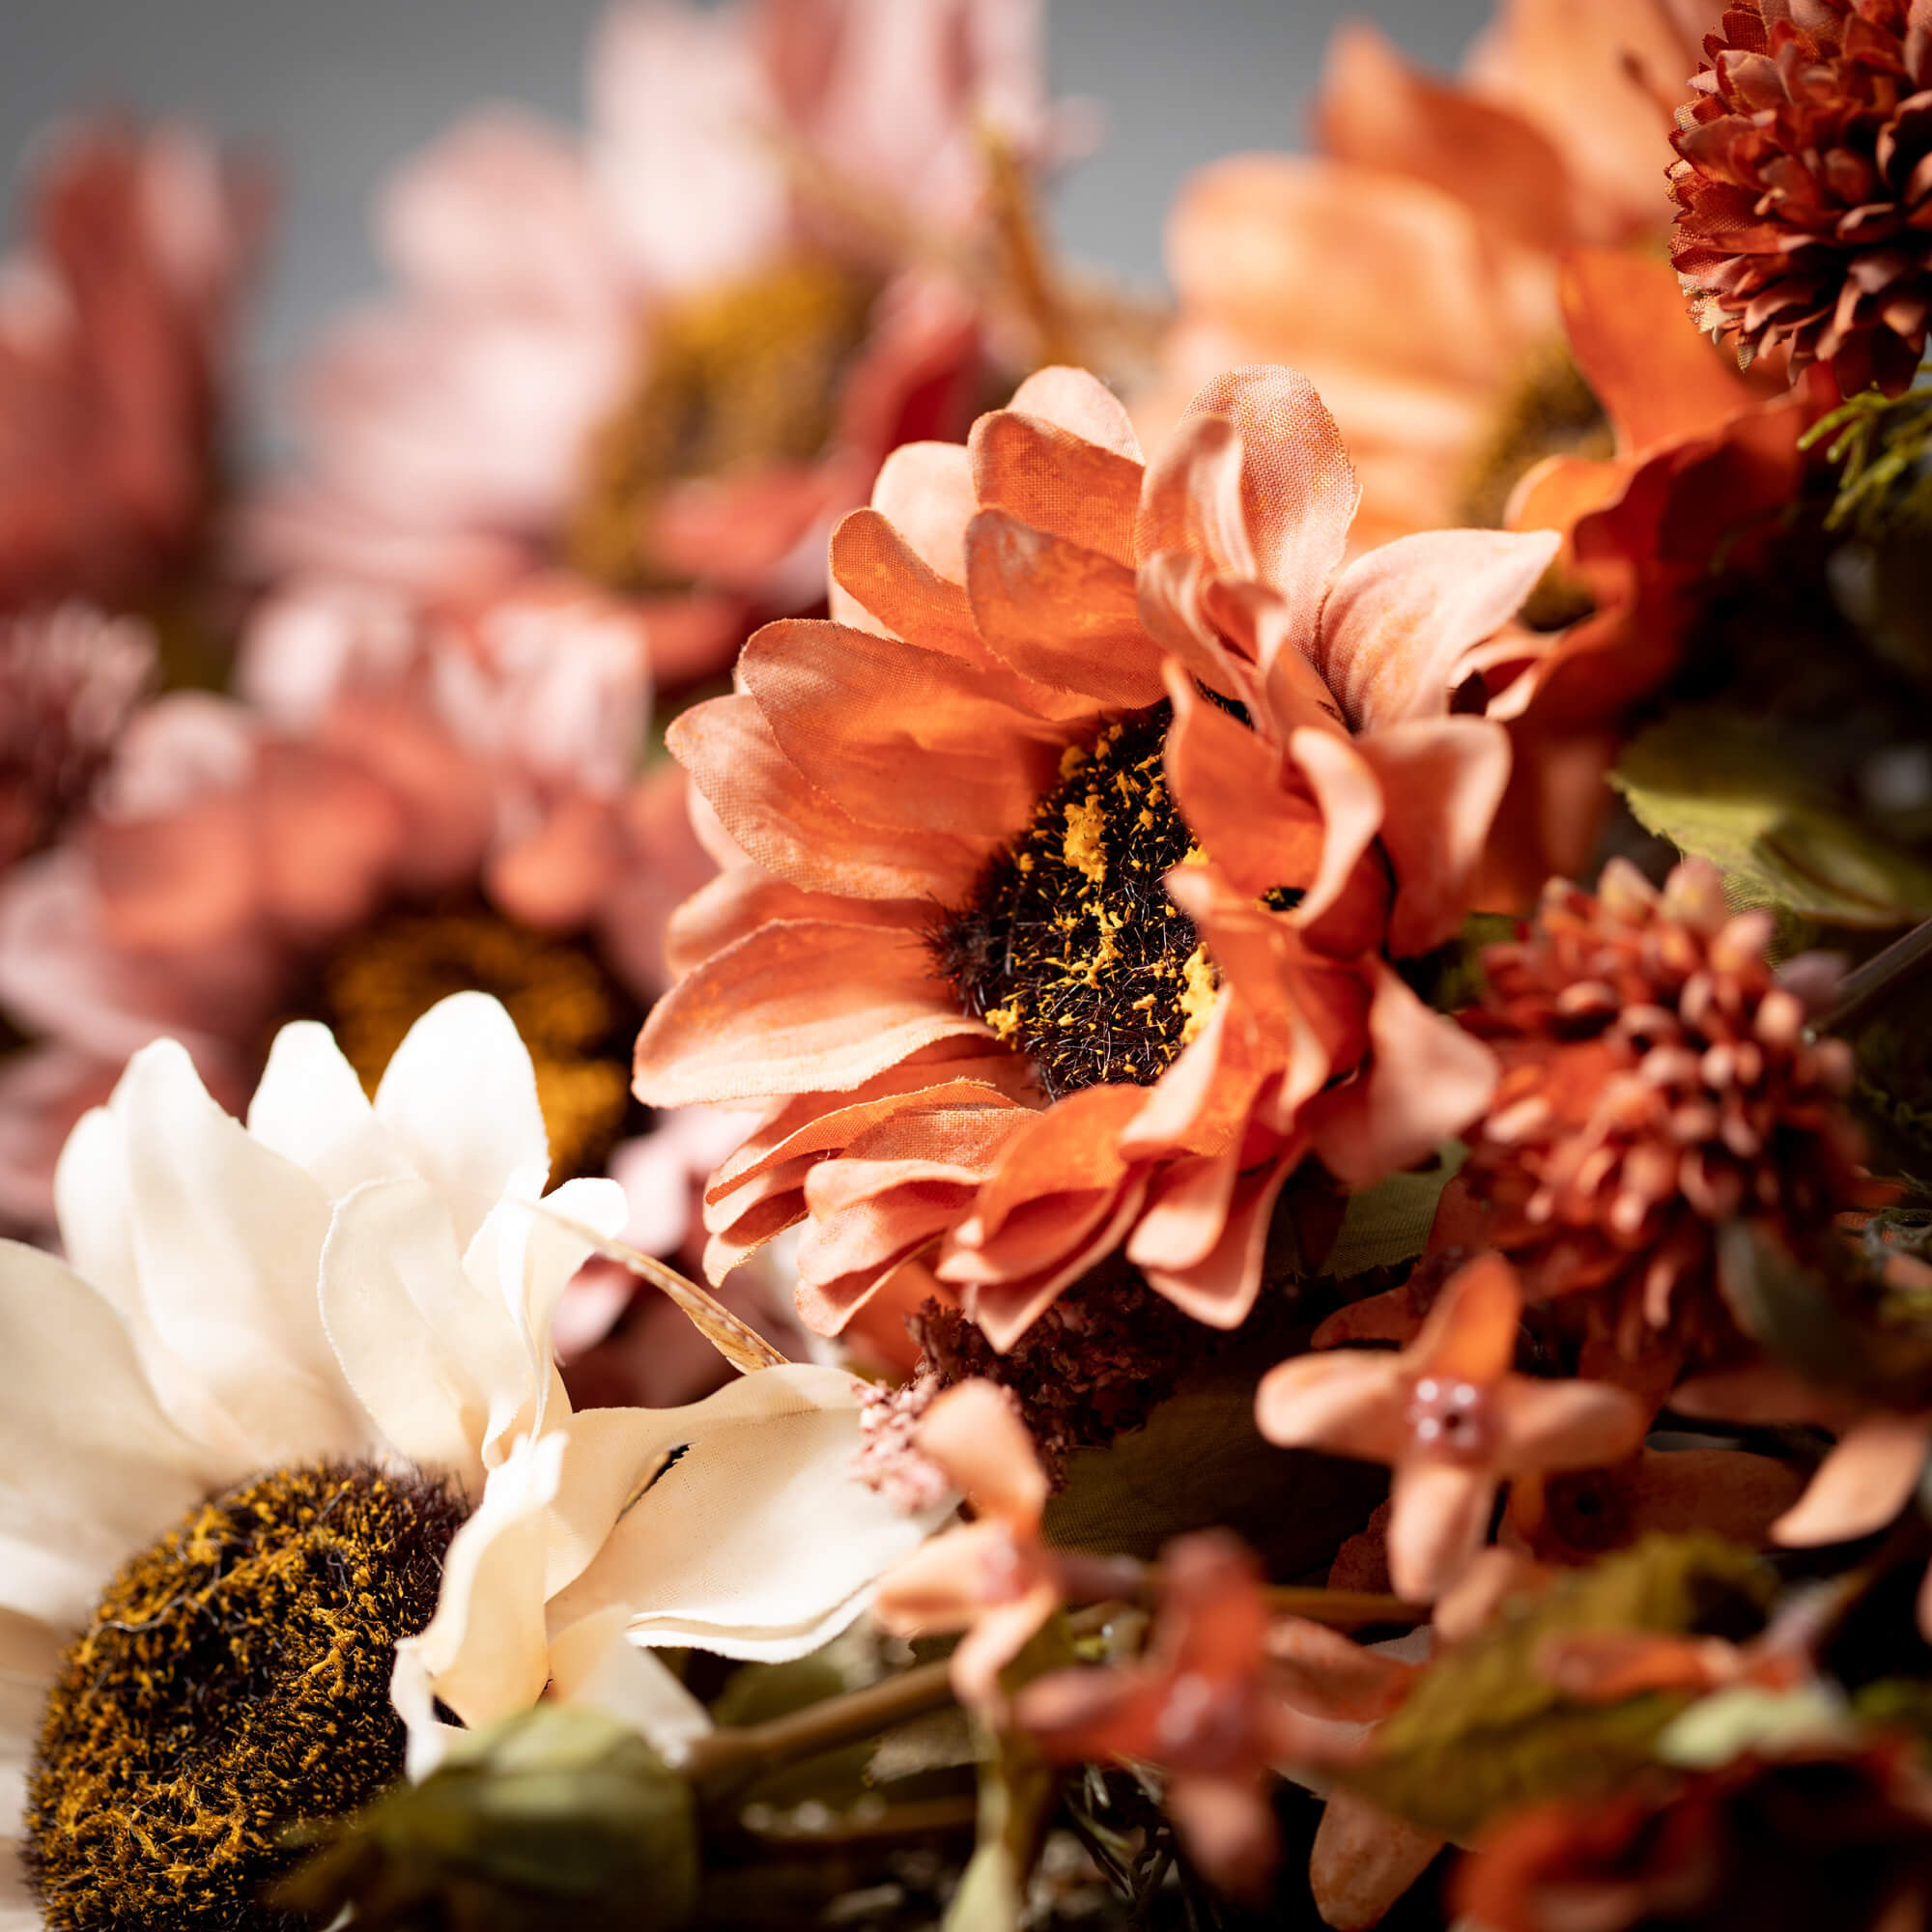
[0,1242,215,1627]
[246,1019,402,1200]
[464,1177,630,1463]
[373,993,550,1253]
[544,1366,948,1662]
[397,1433,564,1739]
[548,1606,714,1764]
[51,1103,140,1321]
[320,1177,529,1492]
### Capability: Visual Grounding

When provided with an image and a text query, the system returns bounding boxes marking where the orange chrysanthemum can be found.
[635,364,1559,1350]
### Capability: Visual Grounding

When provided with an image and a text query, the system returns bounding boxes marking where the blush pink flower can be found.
[0,574,710,1244]
[248,0,1062,677]
[1256,1254,1648,1600]
[0,116,258,611]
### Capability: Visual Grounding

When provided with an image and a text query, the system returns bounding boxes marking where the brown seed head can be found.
[1669,0,1932,397]
[1462,858,1872,1356]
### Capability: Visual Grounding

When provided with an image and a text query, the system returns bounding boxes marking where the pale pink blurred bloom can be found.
[249,0,1055,637]
[0,117,259,608]
[0,604,155,867]
[1257,1254,1648,1601]
[0,575,714,1233]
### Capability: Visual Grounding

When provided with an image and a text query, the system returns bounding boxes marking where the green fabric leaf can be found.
[1323,1145,1466,1281]
[274,1706,698,1931]
[1611,710,1932,930]
[1340,1535,1776,1843]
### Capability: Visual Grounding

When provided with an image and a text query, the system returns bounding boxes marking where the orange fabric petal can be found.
[872,1520,1018,1635]
[1386,1459,1496,1602]
[964,509,1167,706]
[1410,1252,1522,1385]
[1774,1414,1932,1548]
[920,1378,1051,1525]
[633,919,979,1106]
[669,694,989,902]
[663,866,914,980]
[1315,527,1559,732]
[1355,717,1512,956]
[828,505,984,657]
[968,407,1142,567]
[1135,1142,1307,1330]
[1162,669,1326,898]
[1006,365,1144,460]
[1318,20,1580,252]
[1498,1377,1648,1474]
[739,617,1064,839]
[1147,367,1361,639]
[1284,727,1391,955]
[1308,964,1497,1186]
[1254,1349,1408,1462]
[1559,249,1760,454]
[867,439,975,582]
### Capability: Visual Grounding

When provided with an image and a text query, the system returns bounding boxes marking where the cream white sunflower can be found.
[0,991,941,1931]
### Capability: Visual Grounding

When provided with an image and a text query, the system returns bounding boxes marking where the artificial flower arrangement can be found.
[10,0,1932,1927]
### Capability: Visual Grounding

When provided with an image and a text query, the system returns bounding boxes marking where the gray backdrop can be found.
[0,0,1491,434]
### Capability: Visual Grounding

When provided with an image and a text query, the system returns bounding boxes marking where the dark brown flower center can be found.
[566,258,880,592]
[934,703,1228,1099]
[304,900,642,1185]
[26,1462,466,1932]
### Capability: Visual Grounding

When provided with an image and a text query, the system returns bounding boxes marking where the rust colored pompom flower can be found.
[1669,0,1932,398]
[1462,858,1874,1353]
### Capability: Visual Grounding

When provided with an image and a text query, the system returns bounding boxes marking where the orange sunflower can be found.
[635,366,1555,1350]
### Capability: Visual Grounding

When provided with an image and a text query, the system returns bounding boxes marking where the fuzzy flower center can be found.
[306,900,640,1184]
[25,1462,466,1932]
[1460,340,1609,560]
[566,258,880,592]
[935,703,1240,1100]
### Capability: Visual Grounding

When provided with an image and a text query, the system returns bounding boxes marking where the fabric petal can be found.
[1498,1377,1648,1474]
[1006,365,1144,459]
[968,409,1142,567]
[547,1606,715,1761]
[1409,1252,1522,1386]
[1386,1459,1496,1601]
[1316,526,1560,731]
[246,1018,400,1200]
[1254,1350,1408,1463]
[1774,1414,1932,1547]
[374,992,550,1254]
[920,1378,1047,1525]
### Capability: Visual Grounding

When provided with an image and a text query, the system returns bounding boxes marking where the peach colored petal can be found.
[1504,451,1630,543]
[1267,1617,1417,1722]
[1125,1145,1243,1277]
[948,1083,1145,1246]
[1118,989,1267,1163]
[663,867,915,979]
[634,920,979,1106]
[1497,1377,1647,1473]
[829,505,983,657]
[87,793,261,952]
[950,1584,1064,1718]
[1315,527,1560,732]
[1135,409,1258,583]
[1006,364,1144,460]
[739,617,1064,839]
[1774,1414,1932,1548]
[1387,1459,1497,1601]
[1670,1362,1844,1429]
[920,1378,1050,1525]
[1318,20,1579,252]
[1137,549,1265,703]
[1560,249,1758,454]
[1409,1254,1523,1386]
[1310,1791,1444,1931]
[1284,726,1391,954]
[1151,366,1362,639]
[868,440,975,583]
[1017,1663,1170,1761]
[1161,668,1327,898]
[1308,965,1497,1187]
[968,407,1142,567]
[1254,1349,1408,1463]
[873,1518,1025,1635]
[1136,1144,1305,1330]
[1355,717,1513,956]
[669,694,989,902]
[964,509,1166,706]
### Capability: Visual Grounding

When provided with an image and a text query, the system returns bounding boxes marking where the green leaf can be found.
[1340,1535,1776,1843]
[1043,1370,1386,1570]
[274,1706,698,1931]
[1323,1144,1466,1281]
[1611,710,1932,931]
[944,1620,1076,1932]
